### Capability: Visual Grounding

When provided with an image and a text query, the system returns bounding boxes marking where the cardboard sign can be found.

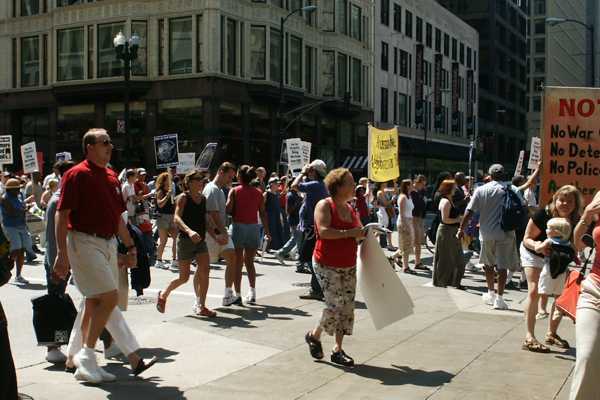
[21,142,39,173]
[196,142,218,171]
[56,152,72,162]
[357,233,414,330]
[177,152,196,174]
[528,137,542,170]
[301,141,311,166]
[514,150,525,177]
[154,134,179,169]
[285,138,303,176]
[541,86,600,205]
[0,135,13,164]
[368,125,399,182]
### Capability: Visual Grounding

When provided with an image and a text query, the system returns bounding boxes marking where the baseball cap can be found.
[137,168,147,175]
[488,164,505,176]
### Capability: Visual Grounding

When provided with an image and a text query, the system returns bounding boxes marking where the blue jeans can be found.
[277,226,302,257]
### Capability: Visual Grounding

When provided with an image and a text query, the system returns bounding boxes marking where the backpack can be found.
[500,185,527,232]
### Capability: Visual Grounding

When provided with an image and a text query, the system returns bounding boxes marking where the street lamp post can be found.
[114,31,140,160]
[546,17,595,86]
[277,5,317,172]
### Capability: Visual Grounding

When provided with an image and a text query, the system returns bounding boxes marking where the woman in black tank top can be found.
[155,172,178,269]
[156,171,219,318]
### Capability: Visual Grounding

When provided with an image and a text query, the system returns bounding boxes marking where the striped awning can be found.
[341,155,368,170]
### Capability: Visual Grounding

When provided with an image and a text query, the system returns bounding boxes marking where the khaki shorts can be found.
[206,234,235,263]
[67,231,119,298]
[176,236,208,261]
[412,217,425,246]
[480,232,519,271]
[156,213,176,231]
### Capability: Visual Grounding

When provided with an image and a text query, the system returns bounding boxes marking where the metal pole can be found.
[591,25,595,87]
[124,42,131,157]
[423,100,428,174]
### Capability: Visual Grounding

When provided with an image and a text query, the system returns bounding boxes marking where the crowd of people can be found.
[0,128,598,400]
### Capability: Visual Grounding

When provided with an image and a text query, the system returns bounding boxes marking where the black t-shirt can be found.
[411,189,427,218]
[527,208,552,257]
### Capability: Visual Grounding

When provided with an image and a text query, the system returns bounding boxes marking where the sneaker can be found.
[15,275,29,285]
[536,312,549,320]
[73,348,102,384]
[233,296,243,306]
[299,291,324,301]
[154,260,164,269]
[493,296,509,310]
[482,292,496,306]
[170,260,179,272]
[275,252,286,265]
[222,294,239,307]
[331,350,354,367]
[98,367,116,382]
[46,348,67,364]
[245,291,256,305]
[104,343,122,360]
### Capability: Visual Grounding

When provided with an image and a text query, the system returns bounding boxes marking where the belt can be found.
[75,231,115,240]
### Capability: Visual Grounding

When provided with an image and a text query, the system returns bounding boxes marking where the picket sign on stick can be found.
[514,150,525,177]
[21,142,39,174]
[528,137,542,171]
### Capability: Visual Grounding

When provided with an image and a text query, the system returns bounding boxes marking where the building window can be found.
[352,57,361,102]
[196,15,203,73]
[393,47,398,74]
[249,25,266,79]
[416,17,423,43]
[534,20,545,34]
[398,93,407,126]
[443,33,449,57]
[533,96,541,112]
[290,35,302,87]
[322,0,334,31]
[380,87,388,123]
[381,41,388,71]
[270,28,282,82]
[337,53,347,97]
[534,0,545,14]
[21,36,39,87]
[393,91,398,123]
[42,34,48,85]
[393,4,401,32]
[435,28,441,52]
[158,19,164,75]
[337,0,348,34]
[305,45,315,93]
[350,5,361,40]
[305,0,316,26]
[381,0,389,26]
[222,18,237,76]
[57,27,84,81]
[425,23,432,48]
[459,42,464,64]
[451,37,457,61]
[21,0,39,16]
[87,26,94,79]
[322,50,335,96]
[467,47,472,68]
[98,22,125,78]
[132,21,147,76]
[535,38,545,53]
[170,17,192,75]
[534,58,545,73]
[399,49,408,77]
[405,10,412,38]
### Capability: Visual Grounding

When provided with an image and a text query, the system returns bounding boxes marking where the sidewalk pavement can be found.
[13,252,576,400]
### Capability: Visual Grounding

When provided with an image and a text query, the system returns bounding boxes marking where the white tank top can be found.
[398,194,414,219]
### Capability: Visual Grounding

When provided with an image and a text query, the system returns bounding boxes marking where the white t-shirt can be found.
[524,188,538,208]
[121,182,136,216]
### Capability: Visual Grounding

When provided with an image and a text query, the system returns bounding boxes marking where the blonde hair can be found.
[546,217,571,241]
[324,168,351,197]
[156,172,172,193]
[548,185,583,226]
[48,179,59,191]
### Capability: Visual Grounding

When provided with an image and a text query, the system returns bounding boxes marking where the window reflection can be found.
[169,17,193,75]
[98,22,125,78]
[57,27,84,81]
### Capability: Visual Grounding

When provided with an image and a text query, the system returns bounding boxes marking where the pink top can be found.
[232,185,263,224]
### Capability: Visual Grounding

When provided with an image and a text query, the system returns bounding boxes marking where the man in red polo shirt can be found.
[54,128,137,384]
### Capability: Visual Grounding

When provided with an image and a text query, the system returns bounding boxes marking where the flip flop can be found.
[156,291,166,313]
[305,331,324,360]
[133,356,158,376]
[545,333,570,349]
[521,339,550,353]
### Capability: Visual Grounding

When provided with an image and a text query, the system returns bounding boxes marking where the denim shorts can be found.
[4,226,32,252]
[230,223,261,249]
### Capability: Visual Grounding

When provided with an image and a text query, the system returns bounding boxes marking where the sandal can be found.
[403,268,416,275]
[545,333,570,349]
[156,291,166,313]
[305,331,324,360]
[199,307,217,318]
[133,356,158,376]
[535,312,549,320]
[521,339,550,353]
[414,263,430,271]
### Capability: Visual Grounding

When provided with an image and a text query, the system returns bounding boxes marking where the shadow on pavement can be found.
[187,303,312,329]
[324,362,454,386]
[16,283,47,291]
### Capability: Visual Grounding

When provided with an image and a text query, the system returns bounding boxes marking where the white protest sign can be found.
[56,152,72,161]
[528,137,541,170]
[285,138,303,176]
[300,141,311,167]
[514,150,525,177]
[0,135,13,165]
[195,143,218,171]
[21,142,39,173]
[177,152,196,174]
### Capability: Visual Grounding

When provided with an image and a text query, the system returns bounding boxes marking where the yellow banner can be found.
[368,126,399,182]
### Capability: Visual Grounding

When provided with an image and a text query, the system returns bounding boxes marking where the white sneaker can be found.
[154,260,164,269]
[222,294,236,306]
[15,275,29,285]
[98,367,116,382]
[104,343,122,360]
[46,348,67,364]
[482,292,496,306]
[493,296,509,310]
[245,291,256,305]
[192,303,201,315]
[73,348,102,384]
[170,260,179,272]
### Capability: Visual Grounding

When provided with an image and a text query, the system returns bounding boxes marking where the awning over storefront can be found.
[341,155,369,170]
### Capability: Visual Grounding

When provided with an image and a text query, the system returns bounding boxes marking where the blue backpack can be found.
[500,185,527,232]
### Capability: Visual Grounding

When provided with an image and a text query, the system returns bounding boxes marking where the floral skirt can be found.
[314,261,357,336]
